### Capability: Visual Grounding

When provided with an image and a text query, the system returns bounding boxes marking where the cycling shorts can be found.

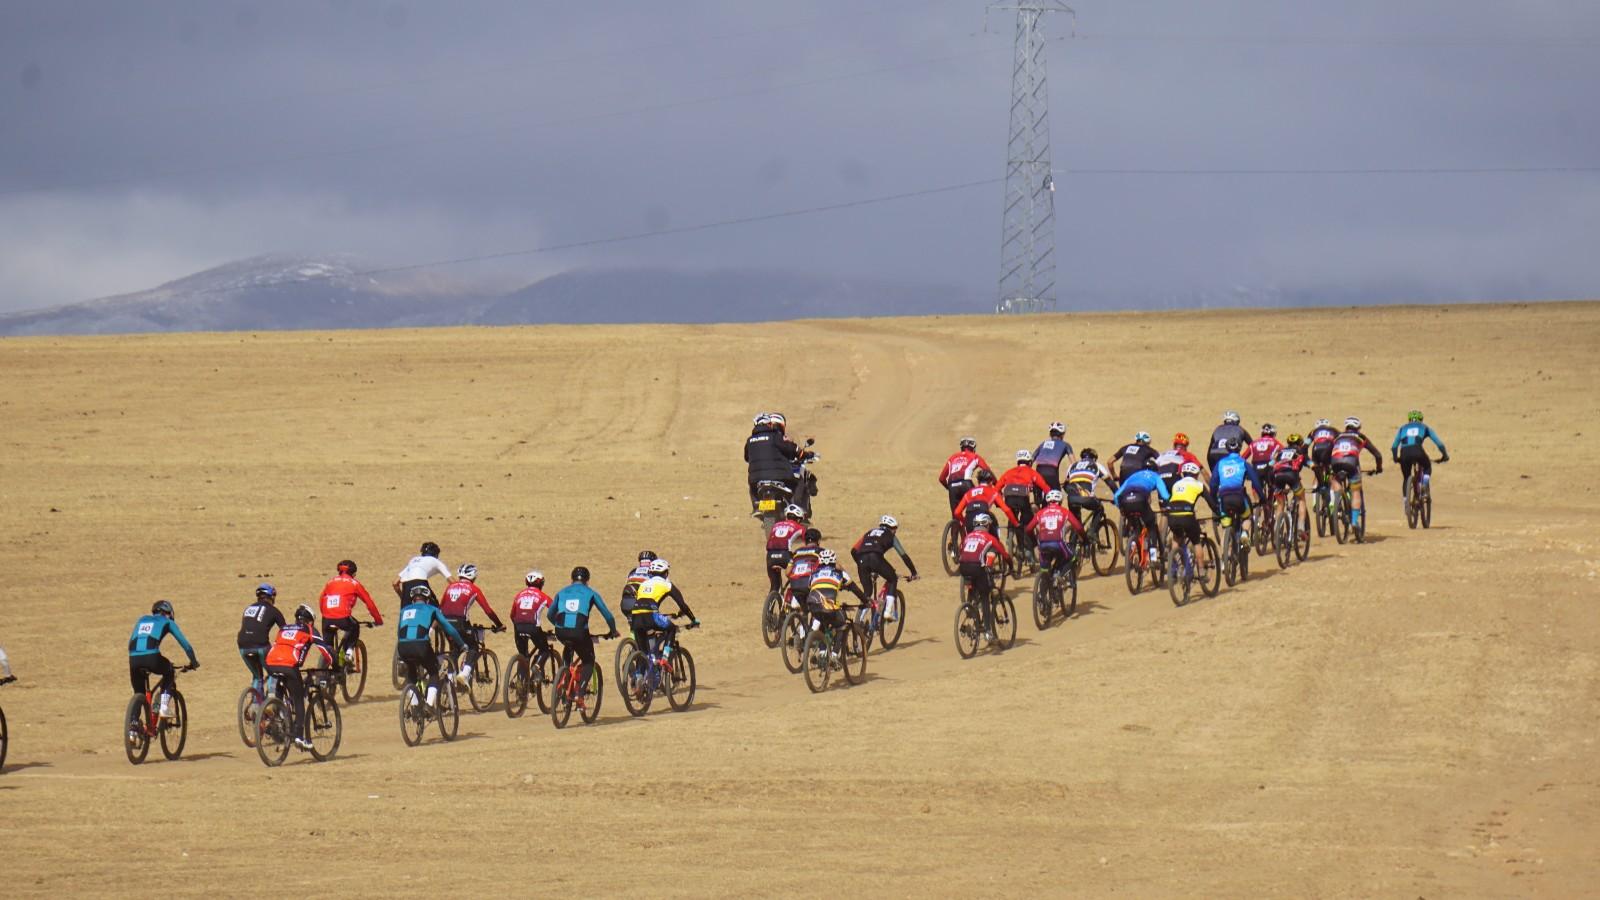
[766,549,792,570]
[1272,469,1303,489]
[1331,458,1362,482]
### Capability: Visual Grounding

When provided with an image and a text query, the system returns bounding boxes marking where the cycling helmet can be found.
[880,514,898,529]
[959,436,977,451]
[457,563,477,582]
[1408,409,1424,422]
[255,582,277,600]
[1223,410,1241,425]
[294,604,316,625]
[420,541,440,558]
[1261,423,1277,437]
[648,559,670,575]
[1080,447,1098,461]
[818,549,838,566]
[407,584,433,603]
[1016,449,1033,463]
[1044,489,1064,504]
[1048,421,1066,435]
[638,550,658,562]
[769,412,787,431]
[1316,418,1331,428]
[525,570,545,587]
[1179,461,1201,477]
[1287,433,1304,446]
[1224,438,1241,452]
[977,468,996,484]
[973,513,995,532]
[570,566,590,583]
[803,527,822,542]
[336,559,357,576]
[1345,416,1362,430]
[1134,431,1151,444]
[1173,432,1189,448]
[152,600,174,617]
[784,504,806,519]
[752,412,770,426]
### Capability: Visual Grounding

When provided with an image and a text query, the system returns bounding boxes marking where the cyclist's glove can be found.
[1439,454,1450,463]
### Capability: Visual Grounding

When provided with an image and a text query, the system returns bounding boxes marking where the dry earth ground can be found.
[1,302,1597,897]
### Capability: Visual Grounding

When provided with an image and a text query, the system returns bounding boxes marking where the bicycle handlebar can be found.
[179,664,199,673]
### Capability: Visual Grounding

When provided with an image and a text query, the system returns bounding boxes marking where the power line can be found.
[1063,32,1600,48]
[1053,166,1600,176]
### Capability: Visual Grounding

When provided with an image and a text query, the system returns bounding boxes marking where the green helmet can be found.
[1407,409,1423,422]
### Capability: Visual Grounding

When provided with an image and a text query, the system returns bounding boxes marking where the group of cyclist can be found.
[763,502,921,643]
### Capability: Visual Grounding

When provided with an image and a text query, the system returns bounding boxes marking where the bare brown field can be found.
[1,302,1597,897]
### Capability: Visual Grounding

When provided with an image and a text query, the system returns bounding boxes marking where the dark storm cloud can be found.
[1,0,1597,311]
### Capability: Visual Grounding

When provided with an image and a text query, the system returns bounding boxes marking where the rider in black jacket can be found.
[745,412,805,510]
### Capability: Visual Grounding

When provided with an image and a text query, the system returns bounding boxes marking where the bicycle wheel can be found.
[1123,535,1144,595]
[307,689,342,761]
[1294,502,1311,561]
[124,695,151,765]
[1196,535,1221,597]
[667,648,696,711]
[879,590,906,650]
[391,655,407,691]
[504,655,527,718]
[236,686,262,749]
[437,680,459,741]
[801,629,831,693]
[580,665,604,724]
[341,640,367,703]
[953,600,981,659]
[1354,495,1367,543]
[1222,530,1240,587]
[1032,571,1053,630]
[1421,484,1432,529]
[255,698,291,767]
[1090,515,1119,576]
[1314,491,1329,537]
[1334,492,1350,545]
[1252,508,1272,557]
[0,704,7,773]
[941,520,960,576]
[398,683,427,746]
[1404,478,1419,529]
[159,691,188,760]
[551,671,575,729]
[1059,565,1078,618]
[1275,513,1293,568]
[468,647,500,712]
[620,651,653,717]
[761,591,784,648]
[611,637,637,690]
[780,612,807,674]
[842,623,868,685]
[1168,546,1191,607]
[994,596,1018,650]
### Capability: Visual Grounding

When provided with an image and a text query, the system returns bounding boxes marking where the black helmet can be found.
[571,566,591,583]
[959,436,977,451]
[638,550,658,562]
[1079,448,1097,461]
[976,468,995,485]
[1224,437,1241,453]
[294,604,316,625]
[337,559,357,576]
[420,541,440,558]
[804,527,822,542]
[152,599,174,617]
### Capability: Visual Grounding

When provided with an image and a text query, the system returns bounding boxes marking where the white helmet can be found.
[753,412,769,426]
[784,504,806,519]
[648,559,670,575]
[1134,431,1151,443]
[879,515,898,528]
[525,570,544,587]
[1223,410,1240,425]
[973,512,994,528]
[1044,489,1064,504]
[1315,418,1331,427]
[1016,449,1033,462]
[1344,416,1361,430]
[959,436,977,450]
[769,412,787,430]
[456,563,477,581]
[1048,421,1066,434]
[818,549,837,566]
[1180,461,1201,477]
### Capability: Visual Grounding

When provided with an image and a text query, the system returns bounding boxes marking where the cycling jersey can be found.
[128,614,197,662]
[998,464,1050,498]
[1113,443,1160,479]
[939,450,990,487]
[807,565,863,611]
[1025,503,1084,542]
[265,624,334,669]
[620,564,653,603]
[1065,459,1113,495]
[1308,425,1339,448]
[954,484,1018,525]
[630,577,695,619]
[1208,423,1251,456]
[547,583,616,632]
[1331,430,1381,463]
[237,601,286,648]
[395,601,465,647]
[1113,469,1172,503]
[1272,446,1307,473]
[1166,476,1213,515]
[787,547,821,582]
[1392,422,1447,455]
[766,517,805,551]
[319,574,382,624]
[396,555,451,586]
[1210,452,1263,497]
[1249,436,1283,465]
[1033,438,1073,469]
[439,579,501,626]
[510,587,552,625]
[958,529,1009,567]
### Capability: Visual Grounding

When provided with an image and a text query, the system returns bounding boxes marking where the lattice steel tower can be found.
[992,2,1071,314]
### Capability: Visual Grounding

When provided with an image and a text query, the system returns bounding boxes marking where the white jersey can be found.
[397,555,451,584]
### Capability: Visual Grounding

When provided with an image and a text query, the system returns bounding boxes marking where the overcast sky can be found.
[2,0,1597,312]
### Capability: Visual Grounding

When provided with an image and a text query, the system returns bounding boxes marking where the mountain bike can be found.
[329,619,378,703]
[257,669,342,767]
[855,573,912,651]
[1032,538,1080,629]
[397,652,459,746]
[124,663,196,765]
[1220,512,1250,587]
[552,635,612,729]
[1332,470,1378,544]
[504,632,560,718]
[940,519,964,576]
[761,588,785,648]
[1404,459,1441,529]
[393,626,448,690]
[0,675,14,772]
[1251,488,1274,558]
[450,623,503,713]
[620,617,700,715]
[1271,486,1312,568]
[779,603,809,674]
[1074,499,1120,576]
[954,570,1016,658]
[1164,517,1221,606]
[1003,508,1038,578]
[1311,466,1334,537]
[1122,515,1165,595]
[237,677,266,749]
[801,607,867,693]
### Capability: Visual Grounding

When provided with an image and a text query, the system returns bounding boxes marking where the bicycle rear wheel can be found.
[256,698,291,767]
[953,601,981,659]
[398,683,427,746]
[1032,571,1053,630]
[1294,503,1311,561]
[761,591,784,648]
[1059,566,1078,618]
[437,680,459,741]
[780,612,807,674]
[1421,485,1432,528]
[801,629,831,693]
[469,647,500,712]
[580,666,603,724]
[504,655,528,718]
[620,651,653,717]
[124,695,151,765]
[0,704,7,773]
[237,687,261,749]
[1168,546,1192,607]
[841,624,867,685]
[159,691,188,760]
[941,520,960,576]
[667,648,696,710]
[1197,535,1221,597]
[307,688,342,761]
[341,640,367,703]
[1334,493,1350,545]
[1222,530,1240,587]
[1274,513,1293,568]
[1123,535,1144,595]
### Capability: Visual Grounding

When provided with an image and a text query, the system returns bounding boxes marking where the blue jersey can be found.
[1211,452,1263,496]
[395,601,464,647]
[1114,468,1171,502]
[1033,438,1073,468]
[548,583,616,632]
[128,614,197,661]
[1392,422,1446,454]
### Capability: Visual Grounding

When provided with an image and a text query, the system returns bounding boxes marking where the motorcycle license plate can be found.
[758,499,779,512]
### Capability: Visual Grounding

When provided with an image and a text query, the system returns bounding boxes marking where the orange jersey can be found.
[265,624,334,669]
[319,574,381,623]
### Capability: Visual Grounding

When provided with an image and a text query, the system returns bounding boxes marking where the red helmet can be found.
[1173,432,1190,448]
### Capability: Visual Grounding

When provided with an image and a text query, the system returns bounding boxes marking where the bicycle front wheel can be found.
[994,596,1018,650]
[159,691,188,760]
[0,704,7,773]
[780,612,807,674]
[879,591,906,650]
[941,520,960,576]
[308,689,342,761]
[1275,513,1293,569]
[667,648,696,711]
[469,647,500,713]
[841,624,868,685]
[237,687,261,749]
[534,652,559,715]
[611,637,637,691]
[801,629,831,693]
[256,698,291,767]
[1091,516,1118,576]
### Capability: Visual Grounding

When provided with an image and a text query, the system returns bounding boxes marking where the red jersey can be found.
[440,579,501,626]
[766,518,805,552]
[1249,436,1283,465]
[1025,504,1084,542]
[997,464,1050,498]
[787,549,821,581]
[954,484,1018,525]
[939,451,990,487]
[319,574,382,624]
[958,530,1009,567]
[510,587,552,625]
[1272,446,1306,473]
[265,624,333,669]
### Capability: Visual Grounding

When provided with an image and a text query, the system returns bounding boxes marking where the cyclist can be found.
[628,559,699,657]
[1391,410,1449,498]
[1025,490,1086,579]
[1210,439,1265,534]
[785,528,824,611]
[510,571,554,663]
[954,469,1019,534]
[1330,417,1384,529]
[1113,463,1172,565]
[546,566,618,697]
[1064,448,1117,527]
[957,514,1011,642]
[394,542,451,602]
[1208,411,1251,471]
[1248,424,1284,497]
[1033,423,1074,491]
[237,583,285,694]
[850,515,919,620]
[128,600,199,719]
[939,437,991,514]
[1156,433,1204,492]
[319,559,383,668]
[765,505,808,593]
[439,563,505,687]
[620,550,658,608]
[998,450,1051,557]
[1307,418,1341,503]
[1271,434,1310,508]
[395,584,466,712]
[1166,461,1218,554]
[263,604,335,752]
[1112,432,1160,482]
[805,549,867,636]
